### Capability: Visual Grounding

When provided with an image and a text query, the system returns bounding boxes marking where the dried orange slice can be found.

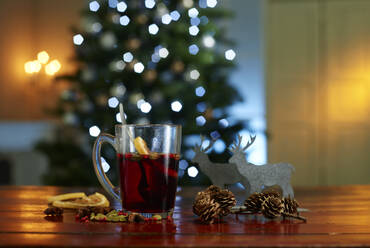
[134,136,150,155]
[51,192,109,209]
[47,192,86,204]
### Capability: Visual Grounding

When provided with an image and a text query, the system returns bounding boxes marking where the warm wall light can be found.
[45,59,61,75]
[24,51,61,76]
[24,60,42,74]
[37,51,49,64]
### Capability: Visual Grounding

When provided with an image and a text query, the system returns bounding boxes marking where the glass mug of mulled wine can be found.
[92,124,181,217]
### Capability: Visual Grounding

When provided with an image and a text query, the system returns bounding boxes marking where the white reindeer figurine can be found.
[229,135,295,197]
[192,136,250,190]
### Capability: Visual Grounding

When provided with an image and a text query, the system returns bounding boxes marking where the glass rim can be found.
[115,124,181,128]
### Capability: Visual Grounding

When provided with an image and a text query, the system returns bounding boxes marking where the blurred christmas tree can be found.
[36,0,245,186]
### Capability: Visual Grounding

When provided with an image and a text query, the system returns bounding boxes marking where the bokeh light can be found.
[120,15,130,26]
[148,24,159,35]
[171,101,183,112]
[89,1,100,12]
[37,51,49,64]
[73,34,84,45]
[225,49,236,61]
[117,1,127,12]
[89,125,101,137]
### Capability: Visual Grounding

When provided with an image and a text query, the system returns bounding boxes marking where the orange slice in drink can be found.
[134,136,150,155]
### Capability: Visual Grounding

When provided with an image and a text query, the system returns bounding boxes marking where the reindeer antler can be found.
[229,134,256,153]
[193,135,216,153]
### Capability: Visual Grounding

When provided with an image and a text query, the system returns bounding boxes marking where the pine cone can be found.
[213,189,236,216]
[262,186,283,199]
[204,185,221,197]
[193,197,220,224]
[244,193,269,213]
[282,197,299,215]
[261,196,284,219]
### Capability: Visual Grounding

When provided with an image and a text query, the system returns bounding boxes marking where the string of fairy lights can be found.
[71,0,236,178]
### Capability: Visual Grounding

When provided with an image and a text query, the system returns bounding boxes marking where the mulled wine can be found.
[118,153,179,213]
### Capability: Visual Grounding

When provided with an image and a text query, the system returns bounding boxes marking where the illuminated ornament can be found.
[188,8,199,18]
[202,35,215,48]
[136,99,146,109]
[92,22,102,33]
[143,70,157,83]
[111,13,120,24]
[151,53,160,63]
[100,32,117,50]
[140,102,152,113]
[120,15,130,26]
[171,101,183,112]
[210,131,220,139]
[195,86,206,97]
[161,14,172,25]
[109,60,125,71]
[189,26,199,36]
[108,0,118,8]
[45,60,61,75]
[188,44,199,55]
[108,97,119,108]
[89,125,101,137]
[213,139,226,153]
[145,0,156,9]
[116,1,127,12]
[148,24,159,35]
[158,48,169,58]
[73,34,84,45]
[182,0,194,8]
[200,16,209,25]
[219,118,229,128]
[123,52,133,62]
[126,38,141,50]
[89,1,100,12]
[63,112,78,125]
[196,116,206,126]
[206,0,217,8]
[225,49,236,61]
[190,17,200,26]
[196,102,206,112]
[179,160,188,170]
[110,84,126,97]
[37,51,49,64]
[187,166,199,177]
[199,0,207,8]
[170,11,181,21]
[190,69,200,80]
[134,62,144,73]
[156,3,168,16]
[171,60,185,73]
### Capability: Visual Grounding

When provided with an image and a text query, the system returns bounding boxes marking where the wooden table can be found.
[0,185,370,247]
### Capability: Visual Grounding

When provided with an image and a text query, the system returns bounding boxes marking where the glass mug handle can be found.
[92,133,121,200]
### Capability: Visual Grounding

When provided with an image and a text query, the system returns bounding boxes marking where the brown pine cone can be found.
[44,207,63,216]
[195,190,211,203]
[244,192,269,213]
[213,189,236,216]
[282,197,299,215]
[261,196,284,219]
[204,185,221,197]
[193,197,220,224]
[262,187,283,199]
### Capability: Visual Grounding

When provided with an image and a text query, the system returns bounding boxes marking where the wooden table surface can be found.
[0,185,370,247]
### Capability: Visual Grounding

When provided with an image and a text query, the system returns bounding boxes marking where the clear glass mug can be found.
[92,124,181,217]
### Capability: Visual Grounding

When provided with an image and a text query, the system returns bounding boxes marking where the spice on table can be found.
[44,206,63,216]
